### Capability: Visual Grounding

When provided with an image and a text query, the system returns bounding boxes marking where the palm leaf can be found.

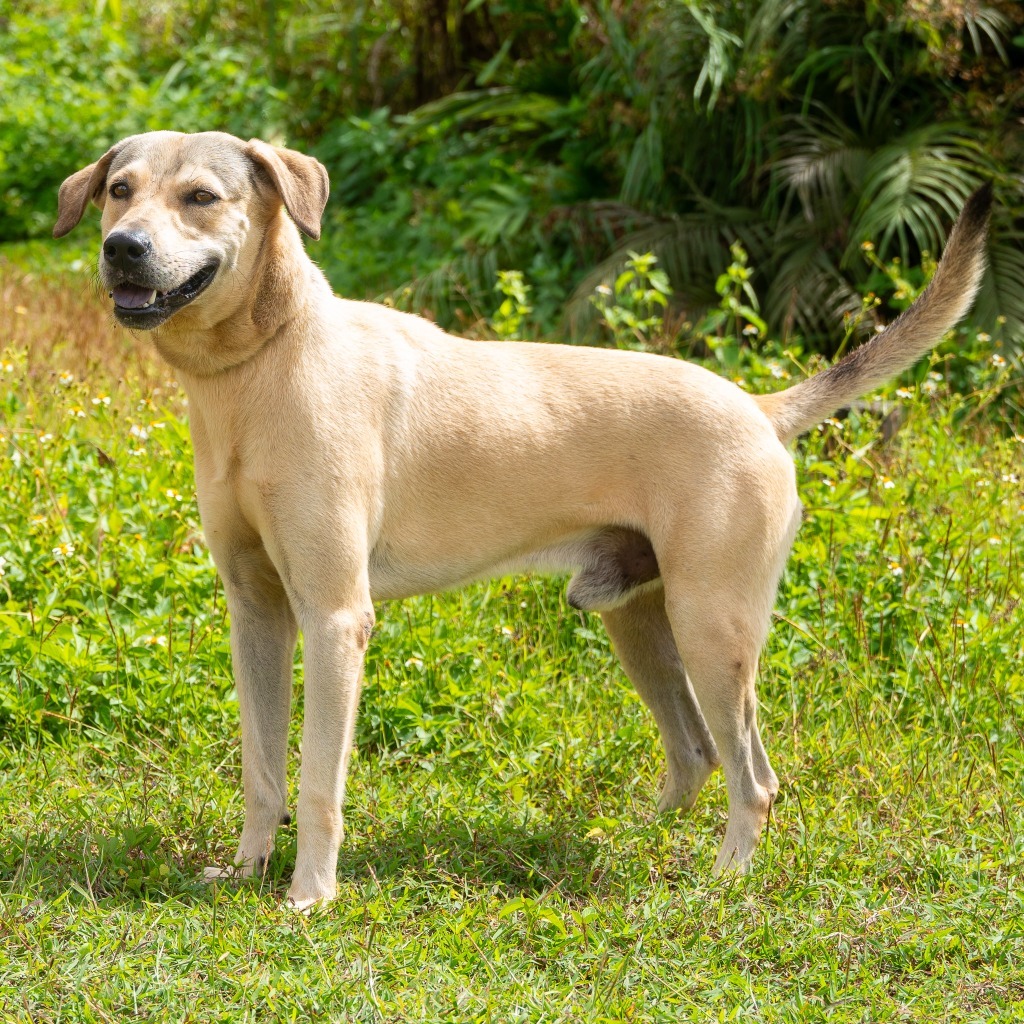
[848,126,989,265]
[390,247,505,329]
[763,235,865,344]
[772,114,870,231]
[962,5,1012,62]
[975,231,1024,344]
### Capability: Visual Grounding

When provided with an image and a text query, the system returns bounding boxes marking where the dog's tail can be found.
[755,184,993,445]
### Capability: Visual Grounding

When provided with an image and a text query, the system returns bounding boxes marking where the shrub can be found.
[0,11,284,241]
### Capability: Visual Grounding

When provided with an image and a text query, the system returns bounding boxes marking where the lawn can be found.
[1,263,1023,1022]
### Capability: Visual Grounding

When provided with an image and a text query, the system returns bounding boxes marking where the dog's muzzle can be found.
[103,229,220,329]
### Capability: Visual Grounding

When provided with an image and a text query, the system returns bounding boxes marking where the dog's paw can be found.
[656,774,700,815]
[203,864,246,883]
[285,871,337,913]
[284,892,331,915]
[711,849,754,877]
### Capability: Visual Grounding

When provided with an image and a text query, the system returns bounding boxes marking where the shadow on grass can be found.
[1,810,615,909]
[339,812,608,895]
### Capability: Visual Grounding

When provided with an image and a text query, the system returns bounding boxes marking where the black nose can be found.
[103,230,152,270]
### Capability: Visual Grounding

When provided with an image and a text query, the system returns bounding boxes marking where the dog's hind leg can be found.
[664,589,779,874]
[601,586,720,813]
[646,445,800,873]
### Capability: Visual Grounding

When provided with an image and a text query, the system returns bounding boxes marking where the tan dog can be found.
[55,132,991,910]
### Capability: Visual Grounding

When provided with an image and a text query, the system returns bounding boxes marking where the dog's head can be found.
[54,131,329,332]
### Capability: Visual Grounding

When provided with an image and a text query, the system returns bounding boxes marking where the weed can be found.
[490,270,533,341]
[589,251,672,351]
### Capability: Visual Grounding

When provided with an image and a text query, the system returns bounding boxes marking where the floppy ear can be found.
[244,138,330,240]
[53,142,125,238]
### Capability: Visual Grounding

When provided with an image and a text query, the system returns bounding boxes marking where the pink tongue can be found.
[113,284,155,309]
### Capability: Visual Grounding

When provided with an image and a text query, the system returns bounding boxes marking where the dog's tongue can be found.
[112,284,157,309]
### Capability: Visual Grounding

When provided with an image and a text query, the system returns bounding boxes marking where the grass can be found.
[1,262,1023,1021]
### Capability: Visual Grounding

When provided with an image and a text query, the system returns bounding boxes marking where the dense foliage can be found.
[2,1,1021,348]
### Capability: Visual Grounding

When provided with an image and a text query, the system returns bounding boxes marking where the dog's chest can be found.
[189,408,277,534]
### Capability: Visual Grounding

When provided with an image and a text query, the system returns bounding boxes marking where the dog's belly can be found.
[366,523,661,608]
[366,546,469,601]
[366,538,568,602]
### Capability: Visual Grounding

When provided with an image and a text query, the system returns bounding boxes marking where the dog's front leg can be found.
[204,545,297,882]
[286,595,375,911]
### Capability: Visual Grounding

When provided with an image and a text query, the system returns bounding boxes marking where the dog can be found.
[54,131,991,910]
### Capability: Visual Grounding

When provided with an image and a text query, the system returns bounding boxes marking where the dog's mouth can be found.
[110,261,220,329]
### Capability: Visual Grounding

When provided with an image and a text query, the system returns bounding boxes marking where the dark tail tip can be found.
[960,181,994,235]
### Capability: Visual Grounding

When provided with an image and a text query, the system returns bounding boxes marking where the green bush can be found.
[0,11,284,240]
[2,2,1021,349]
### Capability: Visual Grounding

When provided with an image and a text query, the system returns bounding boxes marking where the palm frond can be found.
[772,115,870,231]
[975,231,1024,344]
[402,88,570,136]
[763,236,865,344]
[962,5,1012,62]
[848,126,989,264]
[390,247,505,329]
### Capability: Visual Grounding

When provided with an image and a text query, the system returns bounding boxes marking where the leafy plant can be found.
[694,242,767,345]
[588,251,671,350]
[387,0,1024,349]
[490,270,533,340]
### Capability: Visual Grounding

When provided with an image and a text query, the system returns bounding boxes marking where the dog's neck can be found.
[152,211,325,379]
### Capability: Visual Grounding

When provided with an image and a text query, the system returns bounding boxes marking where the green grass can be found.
[1,293,1023,1020]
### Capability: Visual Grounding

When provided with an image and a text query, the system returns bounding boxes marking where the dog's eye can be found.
[190,189,218,205]
[109,182,130,199]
